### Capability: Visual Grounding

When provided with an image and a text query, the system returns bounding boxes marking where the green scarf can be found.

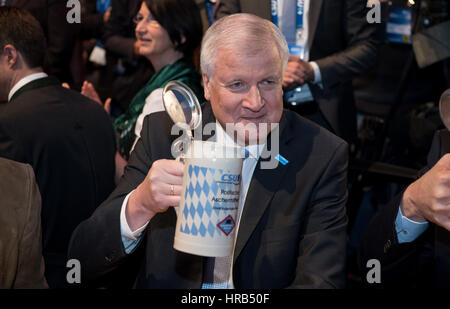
[114,58,203,158]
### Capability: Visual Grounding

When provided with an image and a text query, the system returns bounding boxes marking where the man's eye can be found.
[228,82,244,89]
[262,80,275,85]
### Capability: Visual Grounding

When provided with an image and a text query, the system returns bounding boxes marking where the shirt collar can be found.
[215,120,265,160]
[8,72,48,102]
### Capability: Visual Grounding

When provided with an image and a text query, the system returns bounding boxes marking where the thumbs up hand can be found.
[402,154,450,231]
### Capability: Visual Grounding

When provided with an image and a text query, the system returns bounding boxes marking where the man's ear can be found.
[202,73,211,101]
[2,45,19,68]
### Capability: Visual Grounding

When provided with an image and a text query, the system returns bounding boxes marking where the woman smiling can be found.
[114,0,204,159]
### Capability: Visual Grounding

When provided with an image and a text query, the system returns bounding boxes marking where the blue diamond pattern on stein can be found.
[194,165,200,177]
[205,200,212,217]
[188,182,194,198]
[183,204,189,220]
[203,181,210,196]
[195,182,202,197]
[191,223,198,236]
[199,222,207,237]
[200,167,207,177]
[197,202,204,218]
[208,221,215,237]
[179,164,239,239]
[189,202,196,219]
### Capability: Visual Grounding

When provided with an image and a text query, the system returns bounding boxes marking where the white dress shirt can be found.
[278,0,323,104]
[8,72,48,102]
[120,121,265,288]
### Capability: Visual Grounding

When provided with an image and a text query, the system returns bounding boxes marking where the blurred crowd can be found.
[0,0,449,289]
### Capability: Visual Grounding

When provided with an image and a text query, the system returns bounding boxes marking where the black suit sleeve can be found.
[315,0,379,90]
[0,116,25,163]
[358,131,446,287]
[68,114,154,283]
[291,141,349,288]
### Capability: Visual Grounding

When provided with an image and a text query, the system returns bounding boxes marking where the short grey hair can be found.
[200,13,289,79]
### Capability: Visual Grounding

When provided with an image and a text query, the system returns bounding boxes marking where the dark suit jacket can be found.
[359,129,450,287]
[69,103,349,288]
[0,157,47,289]
[0,76,116,288]
[216,0,379,142]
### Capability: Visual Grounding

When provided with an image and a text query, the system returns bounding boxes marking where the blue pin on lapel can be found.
[275,154,289,166]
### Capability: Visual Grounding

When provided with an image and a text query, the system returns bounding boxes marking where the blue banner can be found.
[97,0,111,14]
[386,8,412,44]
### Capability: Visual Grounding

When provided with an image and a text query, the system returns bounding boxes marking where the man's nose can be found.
[243,85,263,111]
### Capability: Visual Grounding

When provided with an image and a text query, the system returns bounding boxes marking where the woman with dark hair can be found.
[114,0,204,159]
[82,0,203,176]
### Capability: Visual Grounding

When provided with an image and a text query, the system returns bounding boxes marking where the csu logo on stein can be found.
[221,174,241,183]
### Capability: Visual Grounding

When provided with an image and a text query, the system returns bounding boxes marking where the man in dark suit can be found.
[359,127,450,287]
[69,13,348,288]
[216,0,378,143]
[2,0,79,84]
[0,7,116,287]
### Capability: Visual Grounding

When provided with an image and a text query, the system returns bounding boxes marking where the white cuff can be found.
[310,61,324,89]
[120,190,149,240]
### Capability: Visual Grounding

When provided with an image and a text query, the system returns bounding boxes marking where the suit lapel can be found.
[233,113,293,261]
[200,102,216,142]
[308,0,323,50]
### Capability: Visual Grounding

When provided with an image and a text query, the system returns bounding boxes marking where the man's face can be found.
[203,47,283,146]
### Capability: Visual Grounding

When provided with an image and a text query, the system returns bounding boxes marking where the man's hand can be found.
[282,55,315,91]
[402,154,450,231]
[126,159,184,231]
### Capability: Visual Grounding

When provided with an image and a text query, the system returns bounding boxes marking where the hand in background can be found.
[114,152,127,185]
[282,55,315,91]
[81,80,111,115]
[402,154,450,231]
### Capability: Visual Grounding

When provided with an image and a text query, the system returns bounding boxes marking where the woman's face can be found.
[134,2,176,58]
